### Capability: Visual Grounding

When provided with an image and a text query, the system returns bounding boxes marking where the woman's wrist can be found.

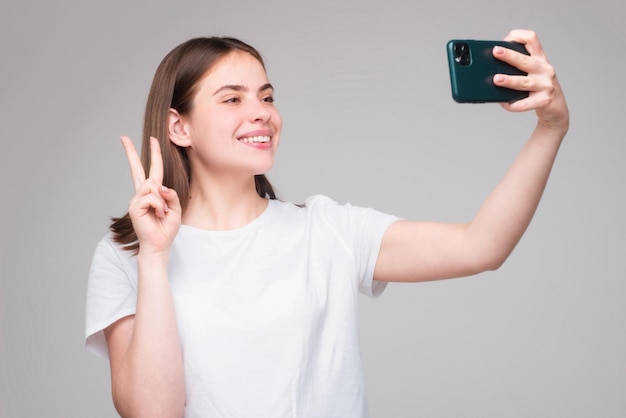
[137,248,171,268]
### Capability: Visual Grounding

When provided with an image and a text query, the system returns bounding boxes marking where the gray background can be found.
[1,0,625,417]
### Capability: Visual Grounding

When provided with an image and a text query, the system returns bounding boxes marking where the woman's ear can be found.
[168,109,191,147]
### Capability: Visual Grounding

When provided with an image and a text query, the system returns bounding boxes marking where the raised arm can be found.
[104,137,185,417]
[374,30,569,283]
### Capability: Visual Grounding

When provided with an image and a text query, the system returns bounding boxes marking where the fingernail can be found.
[160,185,169,193]
[494,46,504,55]
[494,74,504,83]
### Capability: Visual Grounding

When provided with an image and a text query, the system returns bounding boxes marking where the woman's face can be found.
[180,51,282,179]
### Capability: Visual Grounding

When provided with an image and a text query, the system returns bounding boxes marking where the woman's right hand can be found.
[121,136,182,254]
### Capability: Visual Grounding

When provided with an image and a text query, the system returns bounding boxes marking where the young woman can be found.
[85,30,569,417]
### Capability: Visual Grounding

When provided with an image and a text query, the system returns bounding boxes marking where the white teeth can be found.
[239,136,270,143]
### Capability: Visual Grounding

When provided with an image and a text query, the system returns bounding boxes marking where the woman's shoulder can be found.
[271,194,342,216]
[272,195,373,229]
[303,194,335,207]
[91,233,137,265]
[275,194,339,209]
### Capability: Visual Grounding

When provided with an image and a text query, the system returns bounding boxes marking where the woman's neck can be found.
[181,174,268,231]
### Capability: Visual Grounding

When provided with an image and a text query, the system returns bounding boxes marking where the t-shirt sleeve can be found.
[84,235,138,358]
[305,195,399,298]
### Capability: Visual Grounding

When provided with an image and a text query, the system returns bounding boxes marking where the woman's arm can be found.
[374,30,569,283]
[104,137,185,417]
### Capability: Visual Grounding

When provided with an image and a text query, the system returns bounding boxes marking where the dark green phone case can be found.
[447,40,529,103]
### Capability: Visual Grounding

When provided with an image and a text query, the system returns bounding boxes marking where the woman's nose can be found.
[250,101,271,123]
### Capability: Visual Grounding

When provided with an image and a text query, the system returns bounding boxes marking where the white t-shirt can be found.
[85,195,398,417]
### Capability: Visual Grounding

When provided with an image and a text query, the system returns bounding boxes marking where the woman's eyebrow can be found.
[213,83,274,96]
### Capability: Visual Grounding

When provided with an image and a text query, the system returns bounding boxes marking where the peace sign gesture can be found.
[121,136,182,255]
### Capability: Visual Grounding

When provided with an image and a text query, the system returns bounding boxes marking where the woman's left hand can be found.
[493,29,569,137]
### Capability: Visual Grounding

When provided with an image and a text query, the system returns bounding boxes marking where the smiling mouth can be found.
[238,135,271,144]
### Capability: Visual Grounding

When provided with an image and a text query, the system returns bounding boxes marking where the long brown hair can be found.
[110,37,277,252]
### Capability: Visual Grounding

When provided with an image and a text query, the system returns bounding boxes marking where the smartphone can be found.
[447,39,529,103]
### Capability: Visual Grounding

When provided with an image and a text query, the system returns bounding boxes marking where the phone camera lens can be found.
[454,43,470,66]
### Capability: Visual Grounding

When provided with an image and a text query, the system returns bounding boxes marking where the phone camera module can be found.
[454,43,471,66]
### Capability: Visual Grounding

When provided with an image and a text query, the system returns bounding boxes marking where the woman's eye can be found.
[224,97,240,103]
[262,96,274,103]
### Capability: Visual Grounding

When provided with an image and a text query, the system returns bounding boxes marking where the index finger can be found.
[503,29,546,59]
[148,136,164,185]
[120,136,146,190]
